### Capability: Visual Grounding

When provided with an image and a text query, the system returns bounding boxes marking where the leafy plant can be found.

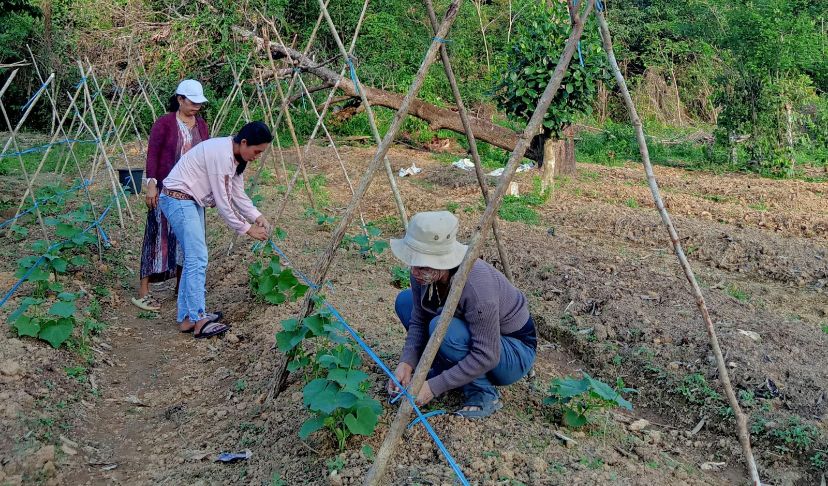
[305,208,337,227]
[544,373,634,427]
[8,291,80,348]
[674,373,721,404]
[277,307,382,450]
[342,224,389,263]
[248,245,309,305]
[390,266,410,289]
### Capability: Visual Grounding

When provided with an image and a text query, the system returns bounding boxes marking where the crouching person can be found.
[159,121,272,338]
[387,211,536,418]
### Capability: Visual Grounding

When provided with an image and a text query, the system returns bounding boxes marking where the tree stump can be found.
[541,126,576,192]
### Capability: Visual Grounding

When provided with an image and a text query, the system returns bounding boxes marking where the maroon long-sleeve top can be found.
[145,112,209,188]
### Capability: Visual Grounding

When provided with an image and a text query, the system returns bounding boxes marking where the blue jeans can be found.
[159,194,208,323]
[395,289,536,405]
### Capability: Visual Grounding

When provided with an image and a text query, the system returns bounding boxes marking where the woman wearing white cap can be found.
[388,211,537,419]
[131,79,212,313]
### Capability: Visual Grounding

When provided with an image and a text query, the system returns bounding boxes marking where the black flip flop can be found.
[194,321,230,339]
[180,312,223,334]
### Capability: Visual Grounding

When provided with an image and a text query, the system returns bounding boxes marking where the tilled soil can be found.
[1,145,826,485]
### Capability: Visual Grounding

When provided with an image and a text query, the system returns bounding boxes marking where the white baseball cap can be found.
[175,79,207,104]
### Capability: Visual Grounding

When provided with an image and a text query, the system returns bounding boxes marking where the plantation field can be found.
[1,144,825,485]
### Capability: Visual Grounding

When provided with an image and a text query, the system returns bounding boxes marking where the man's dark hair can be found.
[233,121,273,146]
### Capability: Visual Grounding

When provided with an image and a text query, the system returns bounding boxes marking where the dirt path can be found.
[3,145,826,485]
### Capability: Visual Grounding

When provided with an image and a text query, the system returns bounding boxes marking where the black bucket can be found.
[118,168,143,194]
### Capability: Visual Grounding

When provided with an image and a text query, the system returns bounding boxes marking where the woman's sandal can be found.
[179,312,223,333]
[194,321,231,339]
[131,295,161,312]
[453,399,503,420]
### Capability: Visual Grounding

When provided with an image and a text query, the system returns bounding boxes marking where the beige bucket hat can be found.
[390,211,468,269]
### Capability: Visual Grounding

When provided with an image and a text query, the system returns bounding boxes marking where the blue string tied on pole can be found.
[346,56,360,96]
[74,76,88,90]
[20,81,50,112]
[432,36,452,44]
[265,239,470,485]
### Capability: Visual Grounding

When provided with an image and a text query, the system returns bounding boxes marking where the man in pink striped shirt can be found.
[160,121,272,338]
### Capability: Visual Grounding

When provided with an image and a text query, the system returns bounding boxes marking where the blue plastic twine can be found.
[346,57,360,96]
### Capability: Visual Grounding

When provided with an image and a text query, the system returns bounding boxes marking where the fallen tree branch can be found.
[233,25,546,160]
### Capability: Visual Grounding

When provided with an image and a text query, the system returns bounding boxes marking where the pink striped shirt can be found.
[162,137,261,235]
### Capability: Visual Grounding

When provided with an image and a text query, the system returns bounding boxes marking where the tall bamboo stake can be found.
[77,62,130,226]
[594,8,761,484]
[424,0,514,282]
[364,2,593,482]
[269,0,464,403]
[86,63,141,195]
[0,73,55,242]
[315,0,410,229]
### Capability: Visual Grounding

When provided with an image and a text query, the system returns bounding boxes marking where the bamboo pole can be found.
[269,0,464,402]
[315,0,410,229]
[364,2,593,482]
[594,8,761,484]
[77,62,130,227]
[0,73,56,242]
[86,62,141,196]
[424,0,514,282]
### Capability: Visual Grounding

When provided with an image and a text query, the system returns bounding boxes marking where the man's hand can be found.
[254,215,271,232]
[246,225,268,241]
[415,381,434,407]
[145,182,158,209]
[387,362,413,396]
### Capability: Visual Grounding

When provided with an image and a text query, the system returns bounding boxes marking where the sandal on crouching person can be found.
[454,398,503,420]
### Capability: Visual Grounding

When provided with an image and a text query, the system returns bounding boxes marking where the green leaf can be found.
[344,406,379,436]
[38,318,75,348]
[275,328,307,353]
[13,315,40,338]
[287,355,310,372]
[56,223,81,239]
[48,281,64,292]
[303,379,339,414]
[50,257,68,273]
[264,292,286,305]
[550,377,590,399]
[48,301,76,318]
[44,217,61,226]
[57,292,78,302]
[303,314,326,336]
[298,415,326,439]
[8,297,42,323]
[258,275,277,295]
[327,369,368,393]
[333,390,359,409]
[69,255,89,267]
[562,408,588,427]
[281,318,300,332]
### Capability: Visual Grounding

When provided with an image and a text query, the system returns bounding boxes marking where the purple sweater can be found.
[145,112,209,188]
[401,259,531,397]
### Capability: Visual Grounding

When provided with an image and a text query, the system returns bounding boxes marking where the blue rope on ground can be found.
[20,81,50,112]
[407,410,446,429]
[346,57,360,96]
[267,240,470,485]
[0,179,92,229]
[0,201,113,308]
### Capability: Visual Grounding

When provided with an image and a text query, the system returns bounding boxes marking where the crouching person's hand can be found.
[388,362,413,396]
[246,224,268,241]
